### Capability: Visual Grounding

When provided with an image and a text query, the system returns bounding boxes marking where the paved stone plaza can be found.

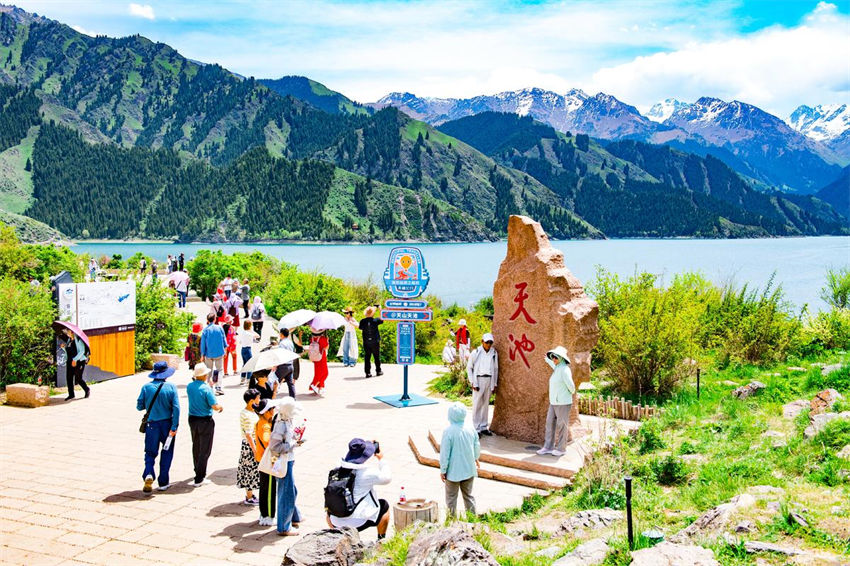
[0,303,561,566]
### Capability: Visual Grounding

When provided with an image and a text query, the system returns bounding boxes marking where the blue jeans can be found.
[276,460,301,532]
[143,419,175,487]
[341,333,355,366]
[241,347,253,380]
[177,290,187,308]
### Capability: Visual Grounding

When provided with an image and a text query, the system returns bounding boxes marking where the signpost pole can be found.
[401,366,410,402]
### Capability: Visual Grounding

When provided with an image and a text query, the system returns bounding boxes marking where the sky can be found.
[9,0,850,117]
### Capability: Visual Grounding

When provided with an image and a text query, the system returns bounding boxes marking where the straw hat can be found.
[193,362,212,379]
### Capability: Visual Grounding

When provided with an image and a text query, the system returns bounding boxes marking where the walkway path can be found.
[0,300,542,565]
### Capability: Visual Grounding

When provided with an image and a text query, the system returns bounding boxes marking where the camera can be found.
[373,440,380,454]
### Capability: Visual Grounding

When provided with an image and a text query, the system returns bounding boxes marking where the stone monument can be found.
[490,215,599,443]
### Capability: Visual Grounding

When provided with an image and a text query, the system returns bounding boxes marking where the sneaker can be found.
[309,384,319,395]
[193,478,210,487]
[551,450,566,457]
[376,371,383,376]
[156,484,171,491]
[84,389,91,398]
[64,396,75,401]
[481,430,493,436]
[214,388,224,396]
[365,374,372,378]
[536,448,552,455]
[318,388,325,396]
[246,496,259,505]
[143,475,154,493]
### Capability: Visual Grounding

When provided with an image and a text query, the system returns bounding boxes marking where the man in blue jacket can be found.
[136,361,180,493]
[200,313,227,395]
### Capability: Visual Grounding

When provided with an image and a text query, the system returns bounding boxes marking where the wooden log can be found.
[427,431,574,480]
[408,437,565,491]
[393,499,439,532]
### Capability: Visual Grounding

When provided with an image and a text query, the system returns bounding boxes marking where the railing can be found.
[578,395,662,421]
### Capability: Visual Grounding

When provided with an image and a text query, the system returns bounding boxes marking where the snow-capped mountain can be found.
[646,99,691,123]
[373,88,655,139]
[787,104,850,141]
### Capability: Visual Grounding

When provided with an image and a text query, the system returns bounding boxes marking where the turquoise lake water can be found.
[73,237,850,311]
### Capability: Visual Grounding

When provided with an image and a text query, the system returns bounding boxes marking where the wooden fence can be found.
[578,395,662,421]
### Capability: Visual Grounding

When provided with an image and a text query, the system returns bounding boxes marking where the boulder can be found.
[821,363,844,376]
[810,389,843,415]
[787,367,807,372]
[404,526,498,566]
[150,353,181,369]
[534,546,561,559]
[782,400,809,419]
[5,383,49,407]
[744,541,802,556]
[671,494,755,542]
[746,485,785,497]
[804,412,850,439]
[555,509,623,536]
[553,538,610,566]
[282,528,365,566]
[631,542,720,566]
[732,381,766,400]
[490,215,599,442]
[734,520,755,534]
[836,445,850,460]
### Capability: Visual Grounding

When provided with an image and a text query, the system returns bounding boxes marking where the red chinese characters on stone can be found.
[509,282,537,324]
[508,333,535,368]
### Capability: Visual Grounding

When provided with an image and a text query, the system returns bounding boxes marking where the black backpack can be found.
[216,304,225,318]
[324,467,361,517]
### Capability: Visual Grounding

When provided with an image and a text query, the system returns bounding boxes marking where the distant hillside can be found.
[260,76,371,116]
[439,112,849,238]
[815,166,850,221]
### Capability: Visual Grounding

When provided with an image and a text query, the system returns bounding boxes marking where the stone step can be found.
[409,435,570,491]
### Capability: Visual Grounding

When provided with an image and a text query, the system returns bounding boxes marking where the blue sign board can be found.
[396,322,415,365]
[383,247,430,299]
[381,309,433,322]
[385,299,429,309]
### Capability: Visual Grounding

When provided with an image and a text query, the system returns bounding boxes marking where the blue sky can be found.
[10,0,850,116]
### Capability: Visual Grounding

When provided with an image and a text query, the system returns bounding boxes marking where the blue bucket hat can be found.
[344,438,376,464]
[149,361,175,380]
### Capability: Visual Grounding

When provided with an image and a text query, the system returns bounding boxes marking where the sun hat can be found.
[149,361,175,380]
[192,323,202,333]
[277,397,300,420]
[343,306,354,315]
[193,362,212,379]
[546,346,571,364]
[344,438,377,464]
[364,306,377,317]
[482,332,494,343]
[254,398,279,415]
[458,319,467,326]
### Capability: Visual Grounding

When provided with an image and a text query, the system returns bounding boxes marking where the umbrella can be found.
[241,347,300,374]
[309,311,346,331]
[167,271,189,286]
[52,320,90,349]
[278,309,317,330]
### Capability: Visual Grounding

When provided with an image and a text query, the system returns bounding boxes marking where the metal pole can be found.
[400,365,411,401]
[625,476,634,550]
[696,368,701,400]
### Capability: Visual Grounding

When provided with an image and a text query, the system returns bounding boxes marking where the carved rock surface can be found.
[631,542,720,566]
[811,389,843,415]
[404,526,499,566]
[282,528,365,566]
[491,215,599,443]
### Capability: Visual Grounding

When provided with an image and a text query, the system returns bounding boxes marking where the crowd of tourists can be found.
[130,265,576,538]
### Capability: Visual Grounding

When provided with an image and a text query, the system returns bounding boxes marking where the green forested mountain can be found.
[814,166,850,220]
[0,5,844,242]
[260,76,371,116]
[439,112,849,237]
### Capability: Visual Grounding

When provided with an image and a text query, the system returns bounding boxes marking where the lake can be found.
[73,237,850,311]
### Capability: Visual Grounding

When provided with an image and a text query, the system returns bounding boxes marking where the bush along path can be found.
[362,355,849,566]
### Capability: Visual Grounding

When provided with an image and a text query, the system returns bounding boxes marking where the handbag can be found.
[139,381,165,433]
[258,446,288,478]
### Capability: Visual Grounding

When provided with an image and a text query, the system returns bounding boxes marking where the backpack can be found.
[308,338,323,362]
[324,467,359,517]
[228,304,238,318]
[216,303,225,318]
[251,305,262,321]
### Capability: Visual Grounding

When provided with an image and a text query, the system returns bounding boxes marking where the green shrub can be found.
[134,281,193,371]
[186,249,280,300]
[637,418,666,454]
[650,455,689,485]
[814,419,850,451]
[821,267,850,309]
[588,269,702,398]
[0,277,55,387]
[0,223,85,283]
[801,308,850,352]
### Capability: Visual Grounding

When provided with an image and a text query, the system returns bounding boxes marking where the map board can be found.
[58,280,135,332]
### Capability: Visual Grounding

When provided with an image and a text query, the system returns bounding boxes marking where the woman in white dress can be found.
[337,307,359,367]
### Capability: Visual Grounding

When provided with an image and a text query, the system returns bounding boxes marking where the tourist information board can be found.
[375,247,437,408]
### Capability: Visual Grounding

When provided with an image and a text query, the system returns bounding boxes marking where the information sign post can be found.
[373,247,438,408]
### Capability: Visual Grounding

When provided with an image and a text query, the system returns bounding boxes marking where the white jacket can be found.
[328,459,392,527]
[467,346,499,391]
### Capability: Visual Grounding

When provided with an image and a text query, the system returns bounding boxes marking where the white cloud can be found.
[71,24,97,37]
[588,2,850,116]
[128,3,155,21]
